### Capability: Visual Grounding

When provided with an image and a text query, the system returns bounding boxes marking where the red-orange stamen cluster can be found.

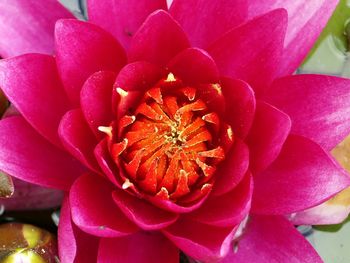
[111,74,227,202]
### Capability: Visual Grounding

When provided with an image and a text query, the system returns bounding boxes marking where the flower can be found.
[0,0,350,262]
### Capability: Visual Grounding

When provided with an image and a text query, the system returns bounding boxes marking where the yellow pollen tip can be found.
[98,126,113,137]
[116,87,128,97]
[212,83,222,95]
[122,179,133,190]
[227,126,233,141]
[166,72,176,82]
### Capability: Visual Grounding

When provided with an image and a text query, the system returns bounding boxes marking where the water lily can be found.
[0,0,350,262]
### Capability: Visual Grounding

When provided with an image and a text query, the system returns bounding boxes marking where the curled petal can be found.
[221,215,322,263]
[170,0,247,48]
[114,61,164,92]
[163,218,236,262]
[58,196,99,263]
[252,135,350,215]
[208,9,287,96]
[113,61,162,116]
[246,101,291,174]
[98,232,179,263]
[146,190,210,214]
[0,0,74,58]
[212,139,250,196]
[94,139,123,187]
[59,109,100,172]
[167,48,220,85]
[187,173,252,227]
[265,74,350,151]
[0,54,70,147]
[80,71,116,138]
[113,190,179,230]
[128,10,190,67]
[88,0,167,50]
[221,78,256,139]
[0,116,85,190]
[70,173,138,238]
[55,19,126,106]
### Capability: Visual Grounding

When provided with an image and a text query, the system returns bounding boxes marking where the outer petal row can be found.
[266,74,350,151]
[169,0,247,48]
[208,9,287,96]
[128,10,190,67]
[88,0,167,50]
[221,215,323,263]
[248,0,339,76]
[0,54,70,147]
[0,0,73,58]
[55,19,126,106]
[252,135,350,215]
[0,116,85,190]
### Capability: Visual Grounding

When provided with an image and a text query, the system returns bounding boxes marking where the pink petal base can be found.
[98,232,179,263]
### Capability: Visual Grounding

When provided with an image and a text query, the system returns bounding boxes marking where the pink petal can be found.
[221,215,322,263]
[0,0,73,58]
[112,190,178,230]
[128,10,190,67]
[265,74,350,151]
[169,0,247,48]
[208,9,287,96]
[2,104,20,119]
[70,173,138,237]
[0,116,85,190]
[80,71,116,139]
[291,204,350,226]
[146,190,210,214]
[98,232,179,263]
[59,109,100,172]
[212,139,250,196]
[59,196,99,263]
[114,61,164,92]
[163,218,236,262]
[248,0,339,76]
[113,61,163,116]
[221,78,256,139]
[167,48,219,85]
[252,135,350,215]
[0,54,70,147]
[2,177,63,210]
[94,139,122,187]
[246,101,291,174]
[187,173,252,227]
[55,19,126,106]
[88,0,167,50]
[290,197,350,225]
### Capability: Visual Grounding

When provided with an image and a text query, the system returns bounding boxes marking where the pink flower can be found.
[0,0,350,262]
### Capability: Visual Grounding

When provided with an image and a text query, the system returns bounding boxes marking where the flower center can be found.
[110,74,227,202]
